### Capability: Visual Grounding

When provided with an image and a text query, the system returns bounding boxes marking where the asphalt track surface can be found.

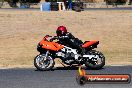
[0,66,132,88]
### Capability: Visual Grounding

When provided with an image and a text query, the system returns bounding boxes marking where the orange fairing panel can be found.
[40,39,64,51]
[82,41,99,48]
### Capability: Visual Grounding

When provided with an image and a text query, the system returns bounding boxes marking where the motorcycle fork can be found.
[44,50,49,60]
[40,50,49,64]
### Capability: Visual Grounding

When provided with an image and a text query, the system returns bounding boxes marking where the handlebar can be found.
[45,35,52,37]
[44,35,58,42]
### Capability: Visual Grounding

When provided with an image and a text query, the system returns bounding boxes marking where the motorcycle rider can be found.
[51,26,85,55]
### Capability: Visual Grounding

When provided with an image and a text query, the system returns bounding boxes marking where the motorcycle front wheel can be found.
[85,50,105,70]
[34,54,55,71]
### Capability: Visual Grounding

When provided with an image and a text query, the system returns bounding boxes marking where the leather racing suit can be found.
[52,32,84,54]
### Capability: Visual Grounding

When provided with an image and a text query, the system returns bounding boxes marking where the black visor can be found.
[56,30,62,36]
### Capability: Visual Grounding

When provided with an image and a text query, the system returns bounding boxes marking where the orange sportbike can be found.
[34,35,105,71]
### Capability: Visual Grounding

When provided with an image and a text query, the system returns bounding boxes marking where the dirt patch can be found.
[0,10,132,68]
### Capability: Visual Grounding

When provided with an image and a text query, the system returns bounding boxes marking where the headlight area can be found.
[37,43,42,52]
[37,43,47,54]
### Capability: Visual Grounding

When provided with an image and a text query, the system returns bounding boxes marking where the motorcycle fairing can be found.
[39,39,64,51]
[82,41,99,48]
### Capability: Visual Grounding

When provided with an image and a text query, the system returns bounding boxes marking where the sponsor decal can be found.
[76,66,131,85]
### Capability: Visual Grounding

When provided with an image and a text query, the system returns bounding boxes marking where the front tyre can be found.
[85,50,105,70]
[34,54,55,71]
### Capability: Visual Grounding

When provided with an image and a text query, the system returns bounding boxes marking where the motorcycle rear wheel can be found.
[85,50,105,70]
[34,54,55,71]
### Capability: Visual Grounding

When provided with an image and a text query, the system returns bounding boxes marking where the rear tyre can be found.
[34,54,55,71]
[85,50,105,70]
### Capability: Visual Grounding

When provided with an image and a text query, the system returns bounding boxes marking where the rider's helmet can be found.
[56,26,67,36]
